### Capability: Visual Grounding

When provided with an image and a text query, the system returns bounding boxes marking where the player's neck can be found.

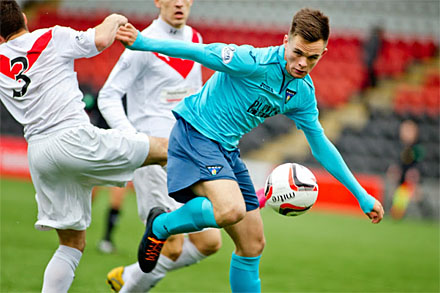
[158,16,185,31]
[7,29,28,42]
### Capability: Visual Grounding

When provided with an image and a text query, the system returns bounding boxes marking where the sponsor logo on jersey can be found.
[247,96,280,118]
[75,34,84,43]
[221,46,236,64]
[160,87,195,103]
[206,165,223,176]
[285,89,296,104]
[259,82,273,93]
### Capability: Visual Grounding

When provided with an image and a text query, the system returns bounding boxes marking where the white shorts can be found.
[133,165,182,221]
[27,125,149,231]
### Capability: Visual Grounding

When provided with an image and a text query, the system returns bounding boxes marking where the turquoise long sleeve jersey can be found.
[128,33,376,213]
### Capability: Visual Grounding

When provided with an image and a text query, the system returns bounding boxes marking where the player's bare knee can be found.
[216,205,246,227]
[164,245,182,261]
[59,239,86,252]
[72,238,86,252]
[156,137,168,165]
[237,235,265,257]
[79,240,86,252]
[199,241,221,256]
[195,236,222,256]
[143,137,168,166]
[57,229,86,252]
[255,235,266,255]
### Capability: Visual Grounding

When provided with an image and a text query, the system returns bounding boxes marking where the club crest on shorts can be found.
[206,165,223,175]
[285,89,296,104]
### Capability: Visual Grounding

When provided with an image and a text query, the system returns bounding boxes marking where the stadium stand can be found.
[1,1,438,218]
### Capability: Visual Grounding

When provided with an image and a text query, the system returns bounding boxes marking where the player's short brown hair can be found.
[289,8,330,43]
[1,0,26,40]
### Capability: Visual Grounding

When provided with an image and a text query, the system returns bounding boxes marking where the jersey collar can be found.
[156,16,185,39]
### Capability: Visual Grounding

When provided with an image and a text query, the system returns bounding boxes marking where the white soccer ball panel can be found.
[264,163,319,217]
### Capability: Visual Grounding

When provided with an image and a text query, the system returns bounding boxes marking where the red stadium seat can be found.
[30,10,437,112]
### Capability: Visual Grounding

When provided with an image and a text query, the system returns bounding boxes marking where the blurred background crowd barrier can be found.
[1,0,439,220]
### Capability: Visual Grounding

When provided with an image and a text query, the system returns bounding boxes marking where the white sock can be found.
[42,245,82,293]
[120,238,206,292]
[169,237,206,271]
[121,262,138,283]
[120,261,165,293]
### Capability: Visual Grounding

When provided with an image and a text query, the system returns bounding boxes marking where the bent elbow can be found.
[95,36,111,52]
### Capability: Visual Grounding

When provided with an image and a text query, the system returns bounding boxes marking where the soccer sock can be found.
[121,262,136,282]
[104,208,120,241]
[123,256,172,292]
[42,245,82,293]
[168,237,206,270]
[121,237,207,292]
[153,197,219,239]
[229,253,261,293]
[120,261,164,293]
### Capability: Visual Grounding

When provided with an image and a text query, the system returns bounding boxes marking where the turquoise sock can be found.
[230,253,261,292]
[152,197,219,239]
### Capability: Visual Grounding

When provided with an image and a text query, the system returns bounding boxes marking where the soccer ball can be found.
[264,163,318,216]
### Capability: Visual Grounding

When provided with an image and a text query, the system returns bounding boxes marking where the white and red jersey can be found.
[0,26,99,141]
[98,17,203,138]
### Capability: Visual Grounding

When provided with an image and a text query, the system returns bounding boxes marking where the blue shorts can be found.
[167,117,259,212]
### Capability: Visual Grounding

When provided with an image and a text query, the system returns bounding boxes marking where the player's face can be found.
[283,34,327,79]
[155,0,193,29]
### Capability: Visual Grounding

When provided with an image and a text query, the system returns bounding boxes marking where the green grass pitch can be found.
[1,177,439,292]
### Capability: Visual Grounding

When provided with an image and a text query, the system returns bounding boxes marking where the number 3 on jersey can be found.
[0,29,53,98]
[11,57,31,97]
[0,55,32,98]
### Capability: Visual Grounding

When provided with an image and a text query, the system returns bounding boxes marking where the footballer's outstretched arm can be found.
[304,130,384,223]
[94,14,128,51]
[117,23,257,77]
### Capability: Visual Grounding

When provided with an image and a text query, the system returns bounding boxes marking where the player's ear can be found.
[23,12,28,26]
[154,0,161,9]
[283,34,289,47]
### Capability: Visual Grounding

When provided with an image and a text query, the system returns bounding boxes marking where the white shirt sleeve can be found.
[97,49,147,133]
[53,26,99,59]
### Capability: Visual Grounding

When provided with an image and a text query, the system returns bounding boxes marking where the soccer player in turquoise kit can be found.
[117,8,384,292]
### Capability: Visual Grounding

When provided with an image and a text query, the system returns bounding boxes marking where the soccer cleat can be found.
[106,266,124,292]
[137,207,167,273]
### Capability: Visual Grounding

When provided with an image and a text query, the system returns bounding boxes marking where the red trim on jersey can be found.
[0,30,52,79]
[25,30,53,73]
[0,55,16,79]
[152,28,200,79]
[192,28,200,43]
